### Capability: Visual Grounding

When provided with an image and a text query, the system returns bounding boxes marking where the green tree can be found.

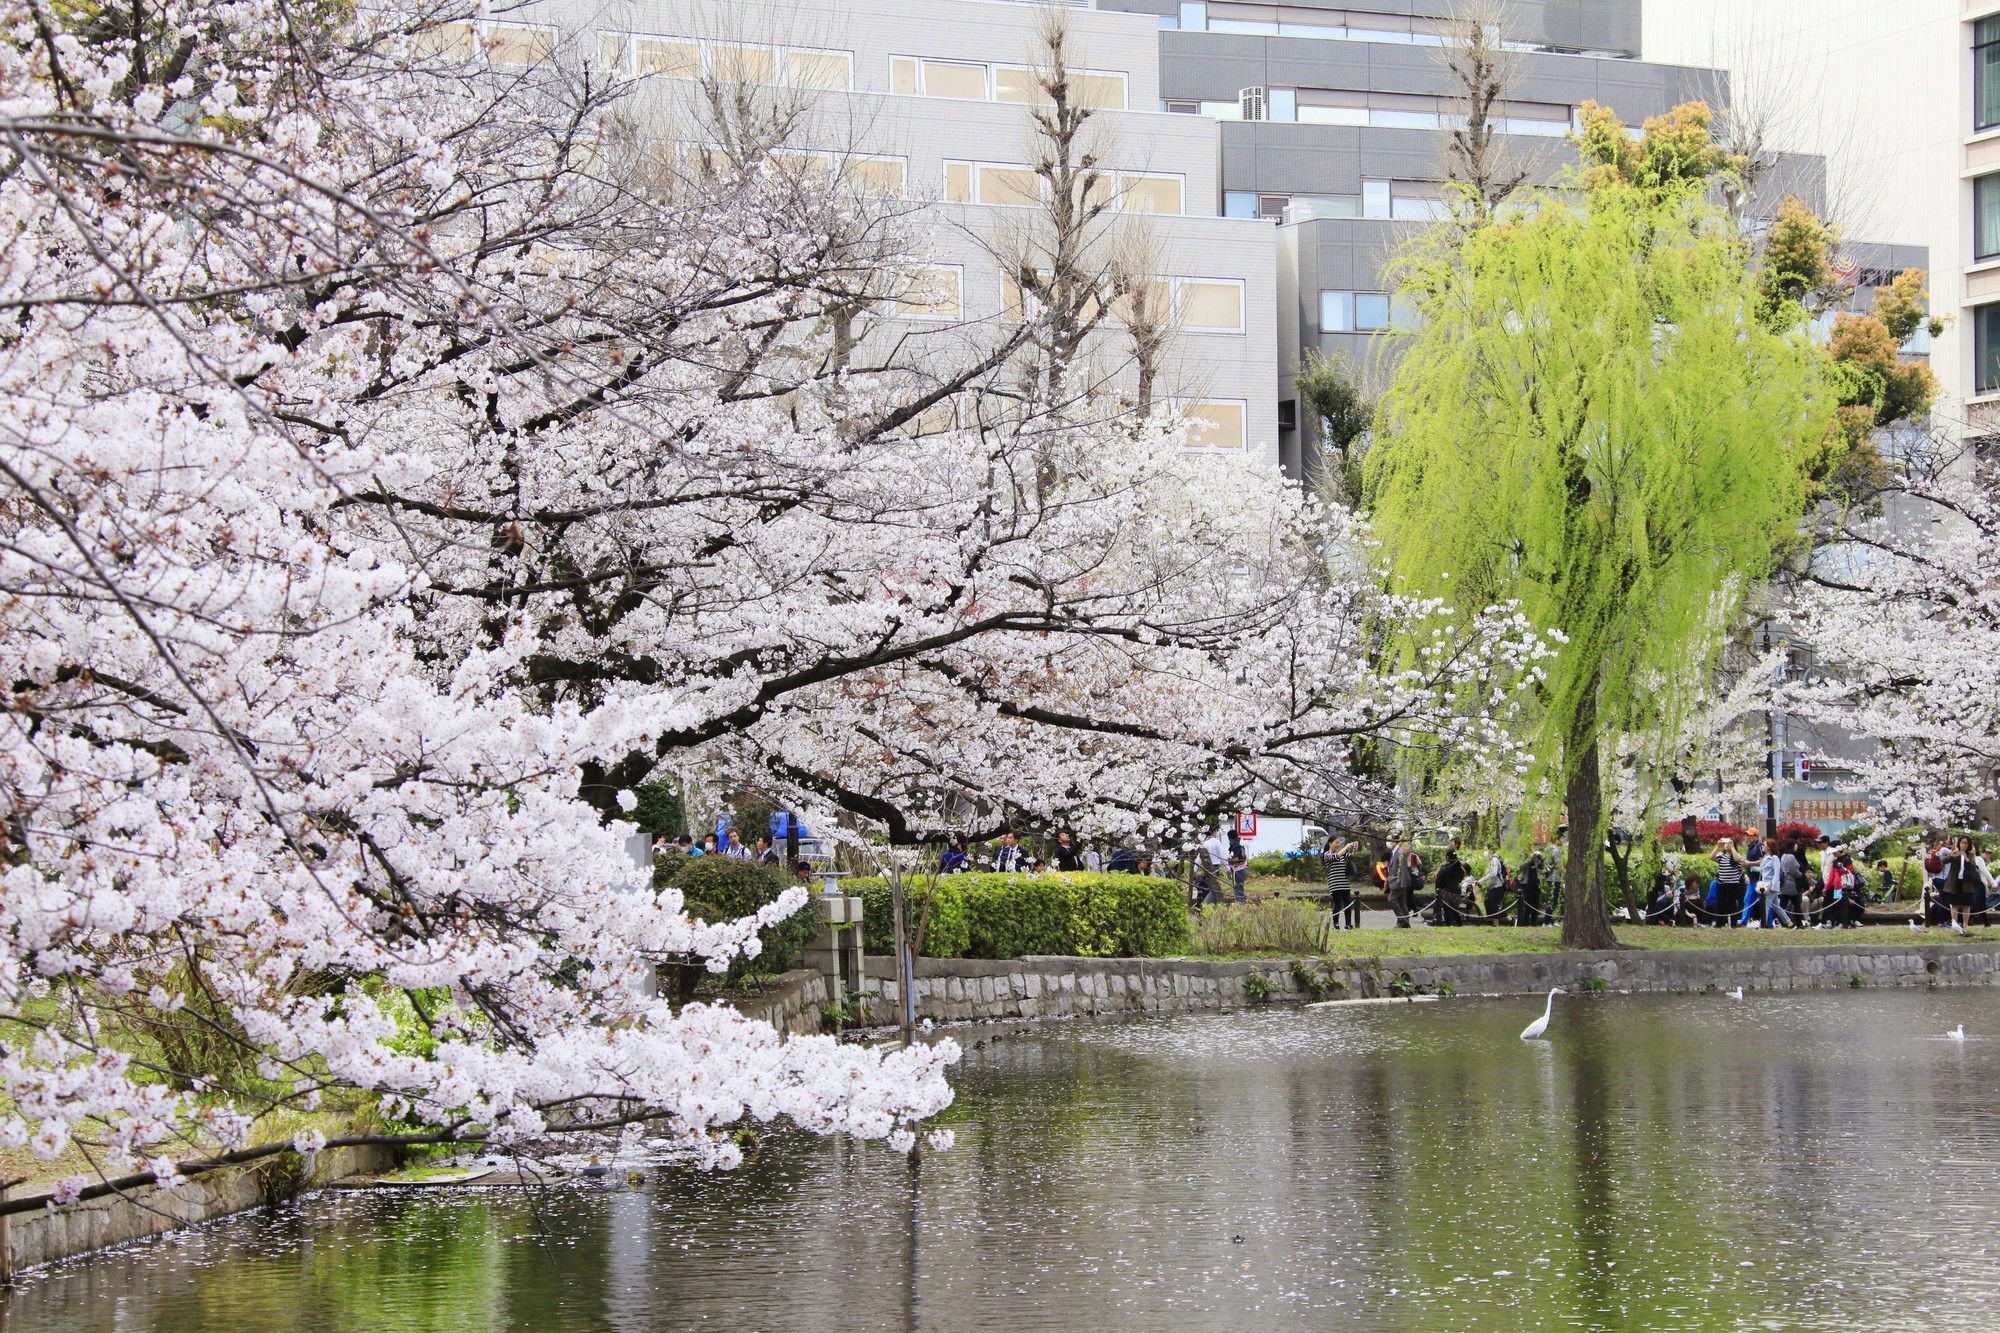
[1294,349,1373,504]
[1365,183,1831,949]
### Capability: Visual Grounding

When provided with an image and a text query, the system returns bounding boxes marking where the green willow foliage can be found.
[1365,183,1832,940]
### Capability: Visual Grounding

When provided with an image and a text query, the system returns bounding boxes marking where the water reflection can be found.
[8,990,2000,1330]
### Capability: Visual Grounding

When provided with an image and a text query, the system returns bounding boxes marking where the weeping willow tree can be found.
[1365,181,1831,949]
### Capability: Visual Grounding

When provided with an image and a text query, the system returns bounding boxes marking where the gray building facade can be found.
[1094,0,1906,480]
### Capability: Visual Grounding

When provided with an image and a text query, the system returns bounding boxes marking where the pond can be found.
[9,988,2000,1330]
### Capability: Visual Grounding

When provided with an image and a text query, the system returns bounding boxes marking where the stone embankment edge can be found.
[4,1142,397,1278]
[716,968,827,1037]
[856,943,2000,1024]
[6,972,831,1279]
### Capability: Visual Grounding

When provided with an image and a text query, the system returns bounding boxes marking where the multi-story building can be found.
[441,0,1284,466]
[437,0,1933,494]
[1094,0,1863,478]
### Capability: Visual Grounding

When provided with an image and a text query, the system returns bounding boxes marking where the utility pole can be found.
[1762,627,1782,839]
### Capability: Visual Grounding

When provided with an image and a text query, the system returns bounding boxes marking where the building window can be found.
[892,56,1125,109]
[1183,400,1247,450]
[1981,175,2000,262]
[1120,173,1185,215]
[891,266,963,319]
[484,22,556,66]
[632,37,700,78]
[1320,290,1409,332]
[773,150,907,198]
[787,49,854,91]
[1980,19,2000,132]
[1978,302,2000,394]
[1176,279,1245,333]
[1269,88,1568,136]
[605,35,851,89]
[1223,191,1257,219]
[944,160,1042,207]
[419,20,552,66]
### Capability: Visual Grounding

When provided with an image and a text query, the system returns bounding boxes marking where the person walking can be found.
[754,835,780,866]
[723,828,752,860]
[1196,825,1231,905]
[1516,852,1544,926]
[1756,842,1792,928]
[1432,849,1470,926]
[939,834,971,874]
[1324,838,1361,930]
[994,831,1026,873]
[1386,834,1419,928]
[1481,850,1509,922]
[1083,842,1103,873]
[1054,831,1082,872]
[1778,841,1806,928]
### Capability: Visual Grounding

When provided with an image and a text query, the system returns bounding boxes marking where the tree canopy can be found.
[1366,178,1832,946]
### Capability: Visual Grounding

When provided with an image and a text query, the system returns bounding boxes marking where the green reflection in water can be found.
[7,989,2000,1331]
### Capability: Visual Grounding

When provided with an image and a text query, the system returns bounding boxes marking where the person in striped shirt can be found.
[1324,837,1361,929]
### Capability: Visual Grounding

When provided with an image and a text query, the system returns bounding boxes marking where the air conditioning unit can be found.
[1238,86,1266,121]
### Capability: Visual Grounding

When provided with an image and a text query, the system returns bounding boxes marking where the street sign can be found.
[1235,811,1257,837]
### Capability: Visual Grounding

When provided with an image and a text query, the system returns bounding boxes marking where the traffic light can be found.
[1797,757,1811,781]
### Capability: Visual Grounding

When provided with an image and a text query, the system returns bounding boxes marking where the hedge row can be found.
[849,872,1192,960]
[655,851,816,982]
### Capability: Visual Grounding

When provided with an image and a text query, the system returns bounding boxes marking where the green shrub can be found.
[1243,973,1272,1004]
[1193,898,1322,955]
[1247,851,1321,883]
[1896,858,1925,900]
[850,873,1192,960]
[657,853,816,982]
[1665,851,1718,886]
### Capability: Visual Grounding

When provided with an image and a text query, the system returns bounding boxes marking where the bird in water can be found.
[1519,988,1558,1040]
[1725,987,1744,1000]
[1948,1025,1967,1042]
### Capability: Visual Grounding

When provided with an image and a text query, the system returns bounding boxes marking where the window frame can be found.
[1118,171,1186,216]
[480,20,557,67]
[1979,18,2000,132]
[893,55,1126,109]
[601,33,853,88]
[1979,173,2000,262]
[1181,399,1250,451]
[1977,301,2000,395]
[1174,277,1246,334]
[888,264,965,321]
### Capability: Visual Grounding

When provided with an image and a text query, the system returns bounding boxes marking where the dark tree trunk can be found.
[1609,838,1640,927]
[1560,684,1619,951]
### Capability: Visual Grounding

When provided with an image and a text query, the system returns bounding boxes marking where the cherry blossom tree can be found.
[1786,443,2000,825]
[0,0,1540,1211]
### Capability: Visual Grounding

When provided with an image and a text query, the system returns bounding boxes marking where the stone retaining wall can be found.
[860,943,2000,1024]
[4,1143,396,1276]
[717,968,826,1037]
[860,955,1308,1023]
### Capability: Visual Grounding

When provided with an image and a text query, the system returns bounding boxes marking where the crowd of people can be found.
[1642,834,1870,929]
[664,816,1997,933]
[1366,834,1558,930]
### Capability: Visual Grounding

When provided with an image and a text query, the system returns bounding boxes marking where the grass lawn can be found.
[1195,924,2000,961]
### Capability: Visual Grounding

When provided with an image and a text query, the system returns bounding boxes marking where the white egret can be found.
[1519,988,1558,1040]
[1726,986,1744,1000]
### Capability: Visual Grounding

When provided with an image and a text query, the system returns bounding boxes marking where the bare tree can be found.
[1436,0,1529,225]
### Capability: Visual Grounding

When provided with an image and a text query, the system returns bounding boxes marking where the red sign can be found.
[1235,811,1258,837]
